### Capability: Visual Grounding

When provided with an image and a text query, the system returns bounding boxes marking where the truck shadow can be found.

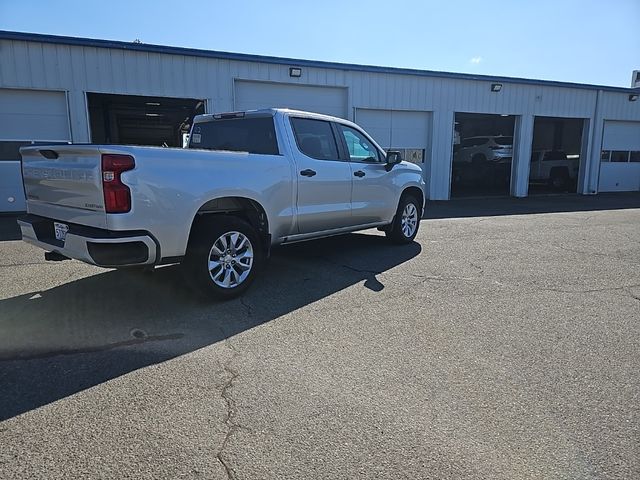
[0,233,420,420]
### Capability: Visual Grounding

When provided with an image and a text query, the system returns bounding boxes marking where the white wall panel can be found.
[355,109,431,148]
[598,120,640,192]
[599,163,640,192]
[0,88,70,140]
[355,109,391,147]
[0,88,70,213]
[602,121,640,150]
[234,80,348,118]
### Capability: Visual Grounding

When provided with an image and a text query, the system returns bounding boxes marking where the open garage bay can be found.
[452,113,516,197]
[529,117,586,195]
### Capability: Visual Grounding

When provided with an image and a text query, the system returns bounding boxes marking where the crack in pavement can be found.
[215,327,248,480]
[407,272,477,283]
[217,359,240,480]
[531,283,640,296]
[336,262,381,276]
[0,261,48,268]
[628,290,640,302]
[0,332,185,362]
[315,254,382,276]
[468,261,485,275]
[554,244,629,260]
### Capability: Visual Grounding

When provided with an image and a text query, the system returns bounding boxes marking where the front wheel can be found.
[183,216,263,300]
[385,195,421,244]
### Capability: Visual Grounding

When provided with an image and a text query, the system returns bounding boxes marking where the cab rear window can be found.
[189,117,279,155]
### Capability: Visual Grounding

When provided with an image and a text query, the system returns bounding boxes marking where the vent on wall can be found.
[632,70,640,88]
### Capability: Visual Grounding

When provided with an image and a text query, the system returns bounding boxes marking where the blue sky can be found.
[1,0,638,87]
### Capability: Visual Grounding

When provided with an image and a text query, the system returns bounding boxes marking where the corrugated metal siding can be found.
[2,38,639,199]
[1,39,602,116]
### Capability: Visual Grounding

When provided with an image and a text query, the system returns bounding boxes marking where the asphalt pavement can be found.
[0,195,639,479]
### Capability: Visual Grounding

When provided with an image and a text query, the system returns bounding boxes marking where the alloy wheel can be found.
[401,203,418,238]
[207,231,254,288]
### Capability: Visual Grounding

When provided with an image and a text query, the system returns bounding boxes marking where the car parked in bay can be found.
[453,135,514,164]
[529,150,579,190]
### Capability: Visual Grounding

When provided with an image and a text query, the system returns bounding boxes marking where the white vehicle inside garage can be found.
[451,113,516,197]
[528,117,586,194]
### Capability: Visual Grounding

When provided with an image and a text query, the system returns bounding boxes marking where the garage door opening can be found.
[87,93,205,147]
[529,117,585,194]
[451,113,515,197]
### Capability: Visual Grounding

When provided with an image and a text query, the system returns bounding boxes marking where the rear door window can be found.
[290,118,340,160]
[189,117,279,155]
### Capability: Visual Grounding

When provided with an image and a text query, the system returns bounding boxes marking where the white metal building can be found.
[1,30,639,212]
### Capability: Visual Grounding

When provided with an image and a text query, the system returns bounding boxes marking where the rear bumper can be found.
[18,214,158,267]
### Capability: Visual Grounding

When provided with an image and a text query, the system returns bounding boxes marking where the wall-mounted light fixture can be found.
[629,93,639,102]
[490,83,503,92]
[289,67,302,78]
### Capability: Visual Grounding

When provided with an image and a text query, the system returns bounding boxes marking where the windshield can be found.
[189,117,279,155]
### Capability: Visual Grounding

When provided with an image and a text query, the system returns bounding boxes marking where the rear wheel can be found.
[386,194,421,244]
[471,153,486,164]
[183,216,263,299]
[549,168,569,191]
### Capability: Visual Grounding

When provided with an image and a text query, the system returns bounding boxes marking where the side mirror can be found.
[385,150,403,171]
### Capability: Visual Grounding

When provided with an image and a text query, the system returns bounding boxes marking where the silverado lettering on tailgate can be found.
[23,167,95,181]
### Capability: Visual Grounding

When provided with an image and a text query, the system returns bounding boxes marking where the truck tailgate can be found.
[20,145,108,229]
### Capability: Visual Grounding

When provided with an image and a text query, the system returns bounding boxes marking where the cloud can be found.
[470,56,483,64]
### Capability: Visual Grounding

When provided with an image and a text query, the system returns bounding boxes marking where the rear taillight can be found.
[101,154,135,213]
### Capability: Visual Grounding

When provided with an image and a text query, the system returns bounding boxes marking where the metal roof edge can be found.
[1,30,638,94]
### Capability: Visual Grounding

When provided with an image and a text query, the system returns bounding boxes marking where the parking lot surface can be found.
[1,196,639,479]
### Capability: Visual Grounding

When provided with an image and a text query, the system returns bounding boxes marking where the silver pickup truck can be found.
[19,109,425,298]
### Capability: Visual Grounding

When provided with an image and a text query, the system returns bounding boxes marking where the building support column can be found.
[67,90,90,143]
[579,90,603,195]
[511,114,534,197]
[428,109,454,200]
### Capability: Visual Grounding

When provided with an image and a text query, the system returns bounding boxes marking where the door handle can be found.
[354,170,366,177]
[300,169,316,177]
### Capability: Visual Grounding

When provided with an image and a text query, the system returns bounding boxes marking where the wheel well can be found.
[189,197,270,250]
[401,187,424,213]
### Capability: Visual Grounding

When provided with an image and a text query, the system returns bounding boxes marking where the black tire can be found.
[549,168,569,191]
[385,194,421,244]
[183,215,263,300]
[471,153,486,164]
